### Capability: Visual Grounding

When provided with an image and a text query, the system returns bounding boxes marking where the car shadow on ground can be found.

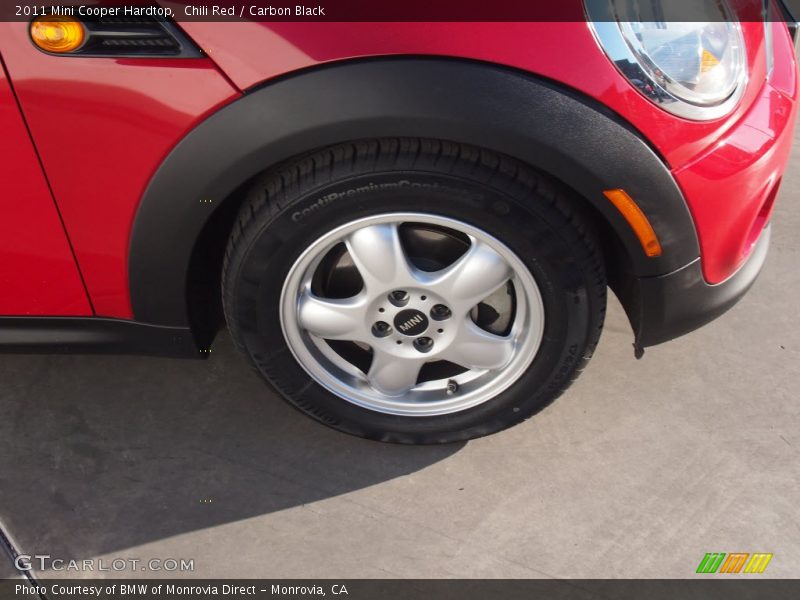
[0,332,462,562]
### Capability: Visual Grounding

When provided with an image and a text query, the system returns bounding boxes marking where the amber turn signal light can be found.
[30,16,86,54]
[603,189,663,258]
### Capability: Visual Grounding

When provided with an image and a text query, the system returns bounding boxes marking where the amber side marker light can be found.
[30,16,86,53]
[603,189,663,257]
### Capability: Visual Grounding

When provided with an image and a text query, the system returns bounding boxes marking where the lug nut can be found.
[430,304,452,321]
[372,321,392,337]
[388,290,410,307]
[413,336,434,353]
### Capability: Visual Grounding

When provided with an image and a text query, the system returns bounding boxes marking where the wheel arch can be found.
[129,57,700,346]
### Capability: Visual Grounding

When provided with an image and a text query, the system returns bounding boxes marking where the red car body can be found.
[0,5,797,356]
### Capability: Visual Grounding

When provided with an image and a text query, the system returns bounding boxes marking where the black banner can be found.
[1,0,799,22]
[3,579,800,600]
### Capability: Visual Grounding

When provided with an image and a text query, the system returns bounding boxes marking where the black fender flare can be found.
[129,57,700,332]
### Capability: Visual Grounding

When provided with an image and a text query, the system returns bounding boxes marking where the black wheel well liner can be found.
[129,57,700,347]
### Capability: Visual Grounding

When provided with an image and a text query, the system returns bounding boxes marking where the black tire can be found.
[223,139,606,444]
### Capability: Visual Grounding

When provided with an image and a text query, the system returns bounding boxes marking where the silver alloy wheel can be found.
[279,213,545,416]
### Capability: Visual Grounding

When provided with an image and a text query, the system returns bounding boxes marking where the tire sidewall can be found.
[229,170,597,443]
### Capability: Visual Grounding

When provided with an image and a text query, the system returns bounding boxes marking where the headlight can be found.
[586,0,748,120]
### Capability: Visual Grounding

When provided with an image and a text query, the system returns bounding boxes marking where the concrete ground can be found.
[0,555,15,580]
[1,130,799,582]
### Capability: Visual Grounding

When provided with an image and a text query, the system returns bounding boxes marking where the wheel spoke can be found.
[427,240,512,313]
[345,223,417,292]
[297,292,368,341]
[367,350,425,396]
[441,319,515,371]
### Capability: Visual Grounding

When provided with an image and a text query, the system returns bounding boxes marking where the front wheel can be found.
[223,139,606,444]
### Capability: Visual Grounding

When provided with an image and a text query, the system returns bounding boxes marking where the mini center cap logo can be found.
[394,309,429,336]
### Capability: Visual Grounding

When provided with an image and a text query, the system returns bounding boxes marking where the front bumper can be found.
[619,21,796,348]
[628,224,771,348]
[672,21,797,284]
